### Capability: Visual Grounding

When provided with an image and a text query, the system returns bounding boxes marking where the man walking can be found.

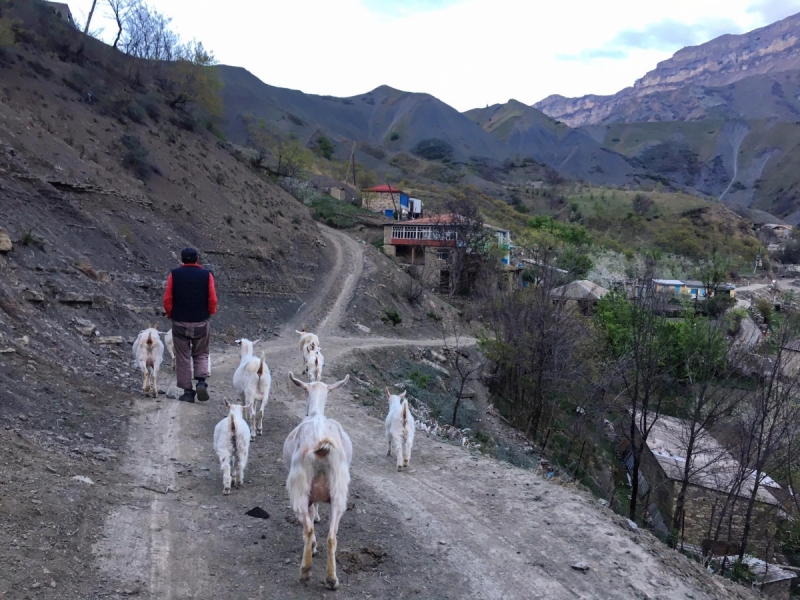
[163,247,218,403]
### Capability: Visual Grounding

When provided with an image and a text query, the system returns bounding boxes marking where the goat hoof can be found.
[326,576,339,590]
[300,567,311,581]
[404,460,409,467]
[397,465,403,471]
[223,487,231,495]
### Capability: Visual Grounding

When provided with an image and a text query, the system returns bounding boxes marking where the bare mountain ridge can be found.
[535,12,800,126]
[217,67,637,184]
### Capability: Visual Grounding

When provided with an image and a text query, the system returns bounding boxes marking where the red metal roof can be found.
[363,184,403,193]
[394,214,462,225]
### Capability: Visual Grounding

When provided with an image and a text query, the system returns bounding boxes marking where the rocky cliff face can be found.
[535,12,800,126]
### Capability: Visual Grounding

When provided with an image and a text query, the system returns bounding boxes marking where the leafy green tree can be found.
[315,136,334,160]
[168,40,223,116]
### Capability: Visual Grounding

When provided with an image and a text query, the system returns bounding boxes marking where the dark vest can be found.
[171,265,210,322]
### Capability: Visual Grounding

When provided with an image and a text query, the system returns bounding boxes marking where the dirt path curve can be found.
[93,227,754,600]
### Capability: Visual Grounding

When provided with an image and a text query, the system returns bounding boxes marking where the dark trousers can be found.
[172,320,210,390]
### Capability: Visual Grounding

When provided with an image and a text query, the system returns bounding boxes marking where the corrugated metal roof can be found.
[363,184,403,193]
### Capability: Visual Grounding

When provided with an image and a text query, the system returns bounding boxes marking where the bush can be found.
[316,136,334,160]
[138,94,163,121]
[389,131,400,141]
[411,138,454,161]
[382,310,402,326]
[120,134,155,179]
[125,101,147,124]
[725,307,748,335]
[755,297,774,326]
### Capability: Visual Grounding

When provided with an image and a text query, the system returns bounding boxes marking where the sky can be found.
[69,0,800,112]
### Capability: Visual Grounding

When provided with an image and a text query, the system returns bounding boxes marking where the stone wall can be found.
[362,192,399,212]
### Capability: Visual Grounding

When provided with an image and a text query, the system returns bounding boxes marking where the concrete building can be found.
[361,184,408,217]
[46,1,75,25]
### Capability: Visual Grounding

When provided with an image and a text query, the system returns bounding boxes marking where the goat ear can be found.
[327,374,349,393]
[224,399,231,409]
[235,339,242,345]
[288,372,309,392]
[399,390,407,399]
[385,387,391,399]
[253,339,261,345]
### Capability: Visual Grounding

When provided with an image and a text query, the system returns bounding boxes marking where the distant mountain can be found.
[535,12,800,126]
[464,100,634,183]
[216,67,639,185]
[217,66,506,164]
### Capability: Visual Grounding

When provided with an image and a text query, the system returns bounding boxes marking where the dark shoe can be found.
[195,381,209,402]
[178,390,196,403]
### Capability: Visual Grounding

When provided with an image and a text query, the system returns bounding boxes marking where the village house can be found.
[549,279,609,313]
[46,1,75,25]
[711,556,796,599]
[361,184,409,217]
[383,214,511,292]
[652,279,736,299]
[621,414,788,557]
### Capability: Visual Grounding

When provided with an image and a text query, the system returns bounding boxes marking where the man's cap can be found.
[181,247,199,263]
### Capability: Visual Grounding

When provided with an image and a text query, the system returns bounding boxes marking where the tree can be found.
[480,247,586,439]
[669,316,746,542]
[119,0,180,61]
[436,198,494,298]
[246,118,312,178]
[441,318,481,427]
[596,276,678,521]
[83,0,98,34]
[107,0,130,49]
[632,193,654,216]
[166,40,223,115]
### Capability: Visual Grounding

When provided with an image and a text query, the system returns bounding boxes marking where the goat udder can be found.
[309,473,331,504]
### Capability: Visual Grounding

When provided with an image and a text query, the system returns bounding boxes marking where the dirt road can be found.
[93,226,755,600]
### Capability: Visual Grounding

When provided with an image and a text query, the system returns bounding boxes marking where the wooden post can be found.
[351,142,357,189]
[573,439,587,478]
[541,427,551,452]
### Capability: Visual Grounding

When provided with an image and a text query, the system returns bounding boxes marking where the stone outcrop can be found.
[535,13,800,126]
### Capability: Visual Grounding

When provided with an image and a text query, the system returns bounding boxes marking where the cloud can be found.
[557,49,629,61]
[746,0,800,23]
[559,17,743,62]
[360,0,466,17]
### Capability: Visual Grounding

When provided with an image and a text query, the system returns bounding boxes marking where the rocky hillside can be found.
[535,12,800,126]
[0,2,323,407]
[464,100,635,183]
[216,66,641,186]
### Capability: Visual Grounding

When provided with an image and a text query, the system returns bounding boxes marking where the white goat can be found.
[233,338,270,440]
[213,400,251,495]
[284,373,351,590]
[132,326,164,397]
[164,329,176,370]
[385,388,416,470]
[296,329,320,373]
[306,348,325,383]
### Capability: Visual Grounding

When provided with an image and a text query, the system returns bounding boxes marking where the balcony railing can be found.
[391,225,457,241]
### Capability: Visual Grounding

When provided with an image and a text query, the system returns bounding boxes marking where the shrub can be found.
[382,309,402,326]
[411,138,454,161]
[389,131,400,141]
[725,307,748,335]
[125,101,147,124]
[138,94,163,121]
[120,134,155,179]
[755,297,774,326]
[316,136,334,160]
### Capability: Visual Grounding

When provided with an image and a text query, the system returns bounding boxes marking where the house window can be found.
[437,249,450,260]
[699,289,706,297]
[690,288,698,297]
[674,285,681,293]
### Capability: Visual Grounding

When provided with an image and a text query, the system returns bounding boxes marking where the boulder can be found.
[23,289,44,303]
[57,292,93,304]
[0,229,11,252]
[96,336,124,345]
[74,318,97,336]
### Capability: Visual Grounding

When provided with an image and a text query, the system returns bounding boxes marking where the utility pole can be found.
[350,142,357,190]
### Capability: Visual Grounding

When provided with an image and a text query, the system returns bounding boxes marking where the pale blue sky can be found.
[70,0,800,111]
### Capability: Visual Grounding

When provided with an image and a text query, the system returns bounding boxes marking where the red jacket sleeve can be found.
[208,273,218,315]
[163,273,173,318]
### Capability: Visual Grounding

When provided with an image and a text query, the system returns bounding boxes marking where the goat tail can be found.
[313,437,338,459]
[401,400,410,429]
[229,413,236,435]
